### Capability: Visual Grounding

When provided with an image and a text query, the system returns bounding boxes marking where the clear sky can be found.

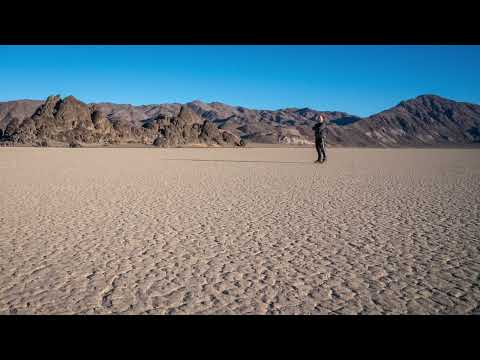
[0,45,479,117]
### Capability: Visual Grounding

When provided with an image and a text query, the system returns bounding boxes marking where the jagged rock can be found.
[112,118,134,139]
[32,95,61,120]
[149,107,221,147]
[11,117,37,144]
[69,127,100,143]
[40,139,50,147]
[177,105,204,125]
[200,120,224,144]
[69,141,82,148]
[221,130,242,146]
[142,121,159,132]
[148,107,241,147]
[161,127,181,147]
[4,117,21,137]
[34,115,56,138]
[34,138,50,147]
[182,123,202,143]
[91,109,112,132]
[4,96,103,146]
[54,96,94,130]
[153,136,167,147]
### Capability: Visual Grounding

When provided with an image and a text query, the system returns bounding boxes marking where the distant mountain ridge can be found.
[349,95,480,146]
[1,94,479,147]
[0,100,43,130]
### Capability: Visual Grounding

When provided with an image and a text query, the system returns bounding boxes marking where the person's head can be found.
[316,114,325,123]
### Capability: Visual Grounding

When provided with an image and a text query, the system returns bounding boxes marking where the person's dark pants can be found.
[315,139,326,163]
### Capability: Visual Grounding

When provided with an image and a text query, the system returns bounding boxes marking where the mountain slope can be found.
[0,100,43,130]
[349,95,480,146]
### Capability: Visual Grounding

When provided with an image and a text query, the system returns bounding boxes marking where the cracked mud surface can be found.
[0,147,479,314]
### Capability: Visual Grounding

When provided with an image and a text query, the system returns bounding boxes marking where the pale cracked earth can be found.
[0,147,479,315]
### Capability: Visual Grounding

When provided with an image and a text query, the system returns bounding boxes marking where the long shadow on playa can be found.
[158,158,313,164]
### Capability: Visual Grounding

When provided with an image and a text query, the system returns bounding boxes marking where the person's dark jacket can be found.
[313,122,327,141]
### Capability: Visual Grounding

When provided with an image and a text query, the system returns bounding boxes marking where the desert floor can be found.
[0,147,479,314]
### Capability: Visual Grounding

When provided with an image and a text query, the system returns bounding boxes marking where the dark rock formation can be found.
[151,106,241,147]
[32,95,60,120]
[55,96,94,130]
[152,136,165,147]
[91,110,112,132]
[4,117,22,138]
[199,120,223,143]
[11,117,37,144]
[69,141,82,148]
[1,96,242,147]
[40,139,50,147]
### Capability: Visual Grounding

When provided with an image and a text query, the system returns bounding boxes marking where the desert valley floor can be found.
[0,147,479,314]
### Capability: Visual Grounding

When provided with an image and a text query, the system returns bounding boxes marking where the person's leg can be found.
[320,140,327,163]
[315,141,322,162]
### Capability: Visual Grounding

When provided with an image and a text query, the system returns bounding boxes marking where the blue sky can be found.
[0,45,479,117]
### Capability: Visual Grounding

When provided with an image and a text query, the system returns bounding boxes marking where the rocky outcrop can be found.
[54,96,94,130]
[151,106,242,147]
[4,117,22,138]
[69,141,82,148]
[38,139,50,147]
[91,109,113,132]
[32,95,60,120]
[0,96,242,147]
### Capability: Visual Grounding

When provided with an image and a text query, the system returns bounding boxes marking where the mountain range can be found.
[1,94,480,147]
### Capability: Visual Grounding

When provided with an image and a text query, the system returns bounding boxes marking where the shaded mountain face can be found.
[0,100,43,130]
[1,94,480,147]
[345,95,480,146]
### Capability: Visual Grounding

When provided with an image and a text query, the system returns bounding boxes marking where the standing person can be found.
[312,114,327,163]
